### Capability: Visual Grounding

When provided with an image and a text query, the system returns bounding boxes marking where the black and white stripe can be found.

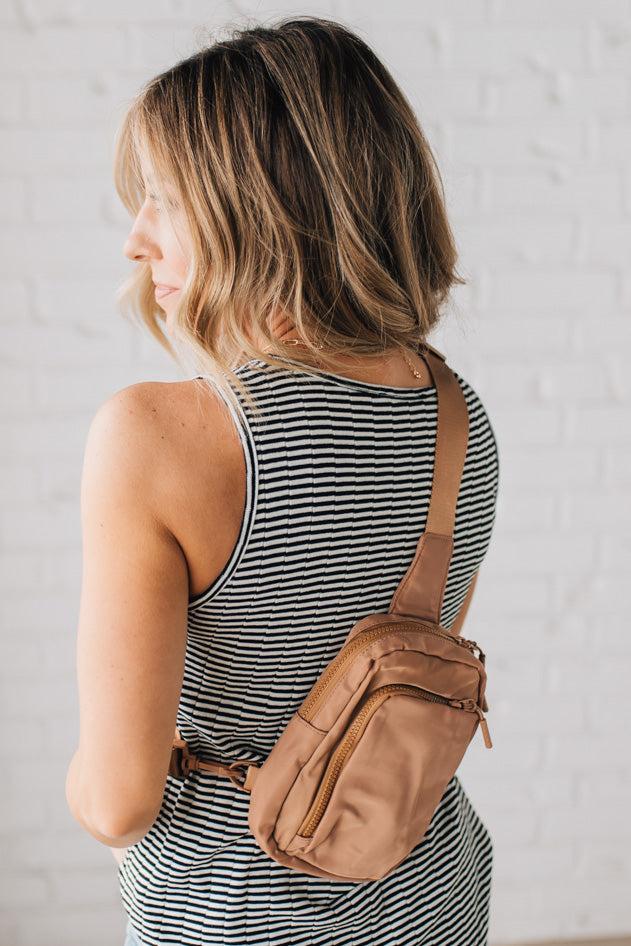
[119,355,500,946]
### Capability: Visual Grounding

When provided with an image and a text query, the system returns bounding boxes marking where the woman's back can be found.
[118,354,500,946]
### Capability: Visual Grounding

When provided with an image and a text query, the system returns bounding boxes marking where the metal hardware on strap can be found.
[226,758,261,792]
[169,728,260,793]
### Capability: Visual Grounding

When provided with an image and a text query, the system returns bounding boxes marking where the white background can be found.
[1,1,630,944]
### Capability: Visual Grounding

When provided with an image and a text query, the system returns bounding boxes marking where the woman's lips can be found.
[155,285,179,299]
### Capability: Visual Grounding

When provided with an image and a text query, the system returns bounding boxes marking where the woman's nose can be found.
[122,201,161,261]
[123,226,157,263]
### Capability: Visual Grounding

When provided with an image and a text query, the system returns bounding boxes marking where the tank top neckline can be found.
[245,356,436,397]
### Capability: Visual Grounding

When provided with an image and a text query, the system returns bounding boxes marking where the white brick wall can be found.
[1,2,629,944]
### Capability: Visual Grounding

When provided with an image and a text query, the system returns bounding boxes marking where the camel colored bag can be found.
[169,340,493,883]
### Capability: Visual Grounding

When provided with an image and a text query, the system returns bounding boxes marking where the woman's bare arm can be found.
[65,383,190,845]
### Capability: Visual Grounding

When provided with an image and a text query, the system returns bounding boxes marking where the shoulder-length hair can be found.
[113,15,465,419]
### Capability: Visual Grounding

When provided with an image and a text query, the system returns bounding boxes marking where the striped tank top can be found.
[118,353,500,946]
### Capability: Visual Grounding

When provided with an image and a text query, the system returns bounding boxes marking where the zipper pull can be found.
[468,640,486,664]
[477,712,493,749]
[457,638,486,665]
[461,700,493,749]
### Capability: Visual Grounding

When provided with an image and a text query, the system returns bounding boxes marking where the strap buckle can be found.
[169,728,197,780]
[169,728,259,792]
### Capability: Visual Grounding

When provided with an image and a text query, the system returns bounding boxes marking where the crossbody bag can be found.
[169,340,492,882]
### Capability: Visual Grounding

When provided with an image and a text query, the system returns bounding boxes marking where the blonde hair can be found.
[113,15,465,420]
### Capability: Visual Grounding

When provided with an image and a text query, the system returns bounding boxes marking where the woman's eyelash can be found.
[146,190,178,212]
[146,192,163,213]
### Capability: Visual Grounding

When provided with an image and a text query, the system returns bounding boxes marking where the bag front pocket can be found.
[287,683,490,877]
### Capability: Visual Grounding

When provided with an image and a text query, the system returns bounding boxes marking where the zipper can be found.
[299,621,485,723]
[296,683,492,838]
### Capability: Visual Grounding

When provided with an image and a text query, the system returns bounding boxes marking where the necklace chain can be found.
[280,339,426,380]
[400,349,426,380]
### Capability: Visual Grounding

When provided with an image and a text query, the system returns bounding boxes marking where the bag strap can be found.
[170,728,259,789]
[388,341,469,628]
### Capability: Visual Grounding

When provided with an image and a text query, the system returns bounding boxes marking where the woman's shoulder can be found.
[86,378,240,527]
[91,378,230,444]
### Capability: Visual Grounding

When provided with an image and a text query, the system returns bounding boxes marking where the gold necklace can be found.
[400,348,426,380]
[280,339,425,380]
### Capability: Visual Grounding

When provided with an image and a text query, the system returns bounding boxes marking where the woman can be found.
[65,16,499,946]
